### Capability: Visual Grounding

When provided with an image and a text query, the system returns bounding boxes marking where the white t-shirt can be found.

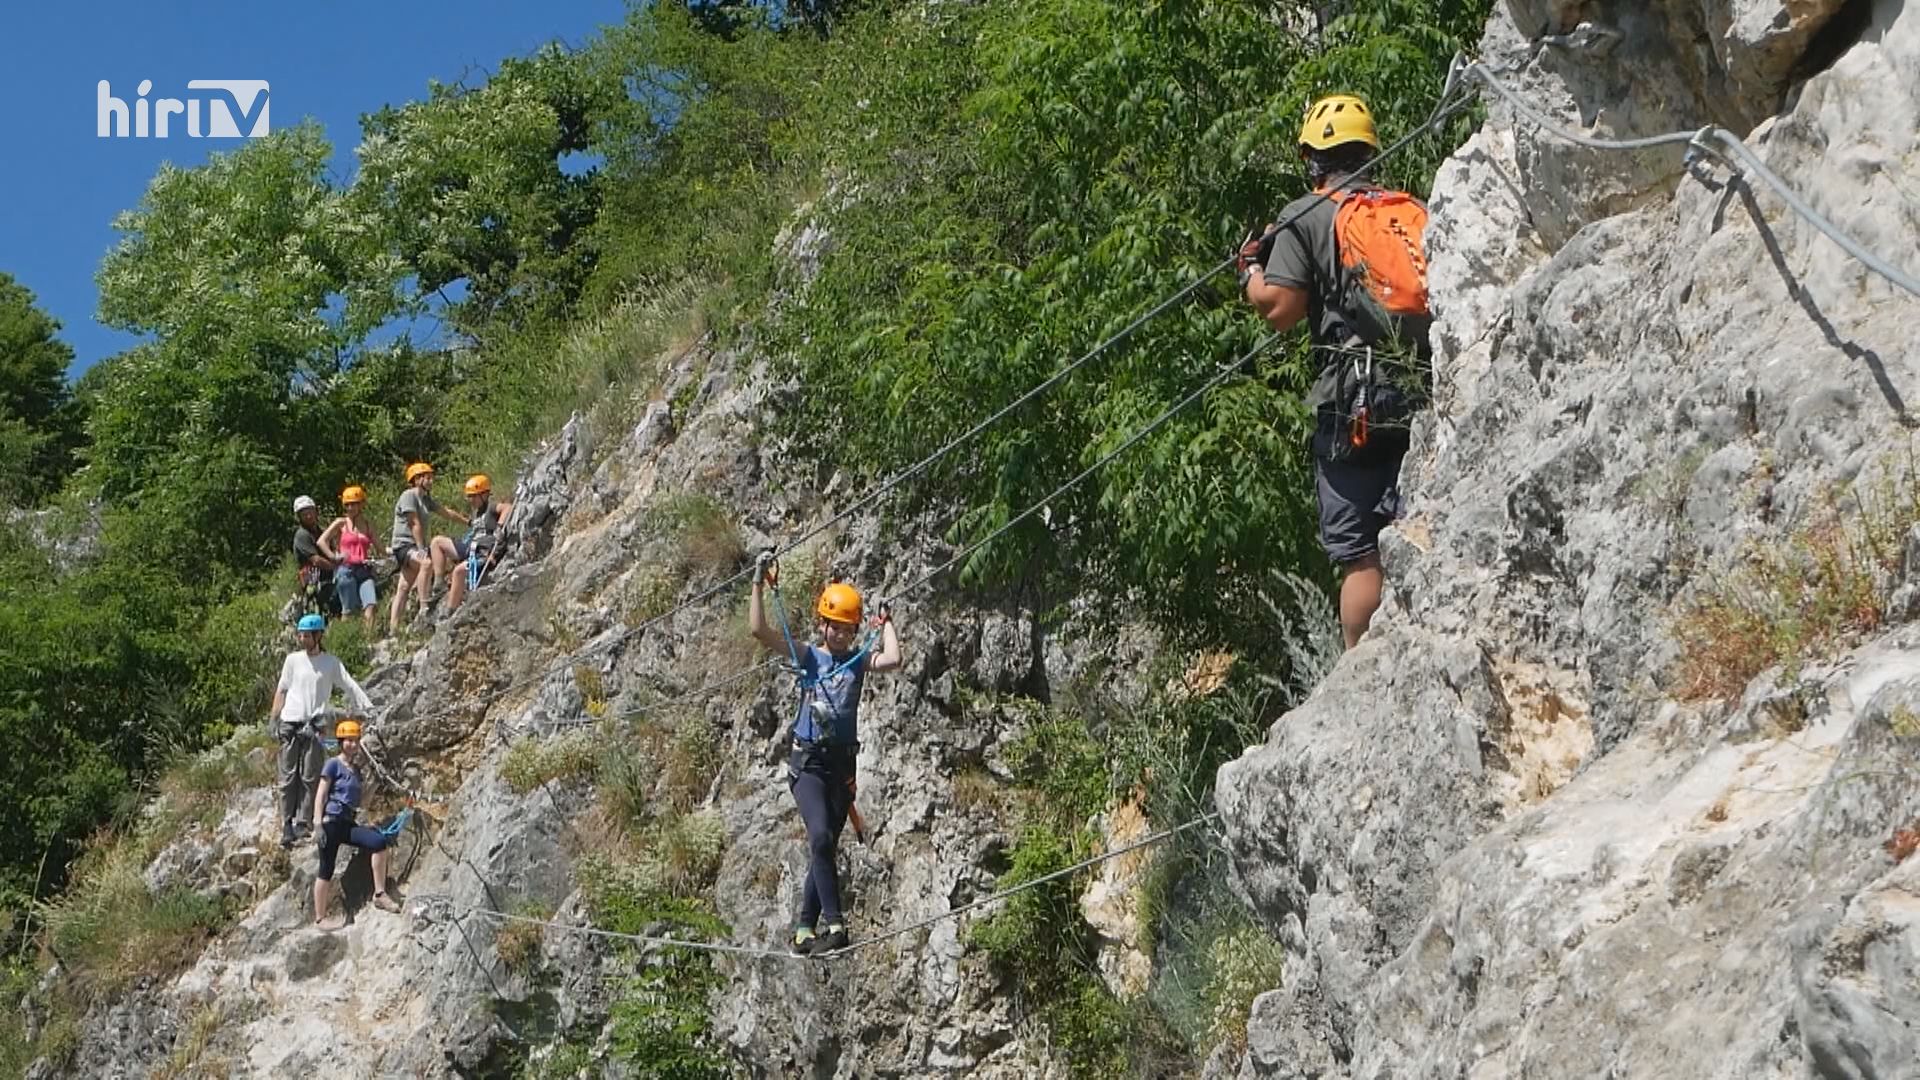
[276,650,373,723]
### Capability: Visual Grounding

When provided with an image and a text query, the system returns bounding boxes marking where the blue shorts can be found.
[333,564,377,612]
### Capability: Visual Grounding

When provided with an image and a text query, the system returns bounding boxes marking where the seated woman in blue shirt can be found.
[311,719,403,930]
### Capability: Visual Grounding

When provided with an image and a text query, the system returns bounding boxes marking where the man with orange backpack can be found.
[1242,93,1433,650]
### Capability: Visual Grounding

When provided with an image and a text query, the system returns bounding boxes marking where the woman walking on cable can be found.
[747,553,902,955]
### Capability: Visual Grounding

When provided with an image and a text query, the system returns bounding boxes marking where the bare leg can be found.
[313,876,330,923]
[1339,553,1384,651]
[415,549,434,606]
[446,552,469,613]
[371,849,389,895]
[389,560,416,635]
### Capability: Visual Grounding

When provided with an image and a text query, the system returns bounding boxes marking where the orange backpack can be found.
[1325,187,1432,355]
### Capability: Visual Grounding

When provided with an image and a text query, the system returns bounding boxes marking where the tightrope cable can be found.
[876,333,1281,607]
[1466,61,1920,298]
[464,73,1479,719]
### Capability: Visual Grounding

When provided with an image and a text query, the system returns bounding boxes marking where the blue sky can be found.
[0,0,629,378]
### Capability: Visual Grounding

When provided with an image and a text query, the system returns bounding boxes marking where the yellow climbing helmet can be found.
[816,583,864,626]
[335,719,362,740]
[405,462,434,484]
[1299,94,1380,151]
[464,474,491,497]
[341,485,367,505]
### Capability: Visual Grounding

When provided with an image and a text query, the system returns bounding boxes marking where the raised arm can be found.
[868,616,903,674]
[746,554,789,655]
[317,517,346,562]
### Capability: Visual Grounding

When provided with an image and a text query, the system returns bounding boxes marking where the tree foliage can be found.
[0,274,85,506]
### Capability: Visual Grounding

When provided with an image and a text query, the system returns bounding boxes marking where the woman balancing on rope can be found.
[747,552,903,955]
[311,719,403,930]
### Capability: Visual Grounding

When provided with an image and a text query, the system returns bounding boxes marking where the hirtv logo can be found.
[97,80,270,138]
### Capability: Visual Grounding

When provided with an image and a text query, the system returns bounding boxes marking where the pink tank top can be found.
[339,520,372,565]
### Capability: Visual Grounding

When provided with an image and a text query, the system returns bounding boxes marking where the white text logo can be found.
[97,80,271,138]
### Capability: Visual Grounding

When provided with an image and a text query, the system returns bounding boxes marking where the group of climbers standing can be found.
[271,460,516,928]
[288,462,518,638]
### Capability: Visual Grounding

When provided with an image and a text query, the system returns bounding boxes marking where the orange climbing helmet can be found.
[1299,93,1380,151]
[405,462,434,484]
[816,583,863,626]
[341,485,367,505]
[464,474,491,497]
[335,719,362,740]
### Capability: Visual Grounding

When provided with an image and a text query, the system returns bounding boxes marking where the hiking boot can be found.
[790,927,817,956]
[372,892,402,914]
[315,913,348,932]
[280,822,298,850]
[292,821,313,841]
[812,924,849,955]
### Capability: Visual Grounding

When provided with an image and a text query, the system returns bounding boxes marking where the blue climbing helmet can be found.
[296,613,327,633]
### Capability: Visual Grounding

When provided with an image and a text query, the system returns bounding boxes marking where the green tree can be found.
[352,45,623,334]
[0,273,86,505]
[90,123,415,572]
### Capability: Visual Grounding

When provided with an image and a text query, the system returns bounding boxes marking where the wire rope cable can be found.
[1465,61,1920,298]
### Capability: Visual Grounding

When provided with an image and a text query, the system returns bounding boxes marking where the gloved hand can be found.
[754,548,778,585]
[1237,225,1277,288]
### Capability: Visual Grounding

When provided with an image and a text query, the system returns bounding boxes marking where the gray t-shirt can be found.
[1263,187,1363,409]
[391,488,438,550]
[293,524,323,566]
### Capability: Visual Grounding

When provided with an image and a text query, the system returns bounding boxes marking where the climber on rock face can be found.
[388,462,469,635]
[310,719,402,930]
[1241,93,1433,650]
[272,614,374,849]
[446,473,515,613]
[747,553,903,956]
[292,495,339,619]
[318,485,382,634]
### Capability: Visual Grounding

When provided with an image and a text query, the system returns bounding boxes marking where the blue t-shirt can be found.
[321,756,364,821]
[794,645,868,745]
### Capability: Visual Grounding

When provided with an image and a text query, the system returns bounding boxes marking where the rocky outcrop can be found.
[1216,0,1920,1076]
[45,322,1183,1078]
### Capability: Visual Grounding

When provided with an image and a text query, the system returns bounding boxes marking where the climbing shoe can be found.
[372,892,401,914]
[790,927,817,956]
[812,925,849,955]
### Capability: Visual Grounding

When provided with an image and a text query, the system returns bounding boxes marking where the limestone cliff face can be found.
[44,324,1173,1078]
[1215,0,1920,1077]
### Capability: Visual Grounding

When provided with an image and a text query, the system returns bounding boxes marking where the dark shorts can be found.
[316,815,389,881]
[1314,448,1405,565]
[391,542,426,569]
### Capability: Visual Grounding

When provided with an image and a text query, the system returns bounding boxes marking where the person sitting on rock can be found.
[291,495,339,619]
[1242,93,1432,650]
[310,719,403,930]
[319,485,382,633]
[388,462,469,635]
[747,555,903,955]
[272,613,374,849]
[445,473,515,614]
